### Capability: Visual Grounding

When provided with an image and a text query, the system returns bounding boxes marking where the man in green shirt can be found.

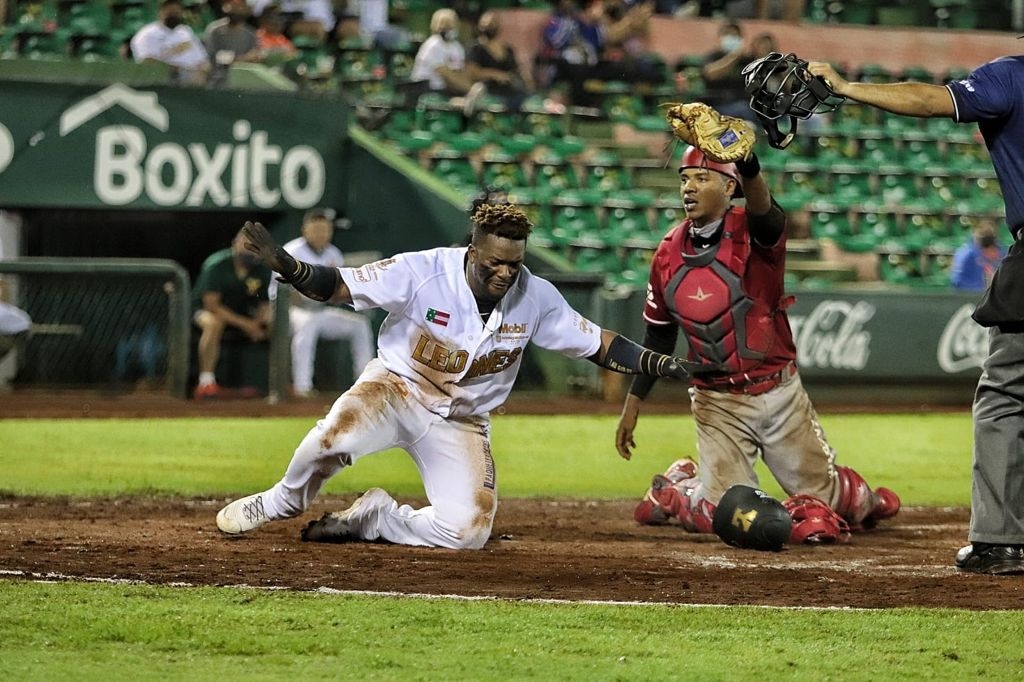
[193,227,273,399]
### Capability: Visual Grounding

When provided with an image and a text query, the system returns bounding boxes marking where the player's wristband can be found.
[281,261,341,303]
[628,374,658,401]
[735,152,761,178]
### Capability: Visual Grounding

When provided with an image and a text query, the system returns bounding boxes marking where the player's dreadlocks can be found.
[470,203,533,243]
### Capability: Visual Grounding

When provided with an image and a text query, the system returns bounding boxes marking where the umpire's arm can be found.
[807,61,955,118]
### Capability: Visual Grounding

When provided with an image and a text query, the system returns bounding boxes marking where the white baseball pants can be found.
[261,360,498,549]
[289,307,375,393]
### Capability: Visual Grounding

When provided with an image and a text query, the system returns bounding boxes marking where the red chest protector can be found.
[661,210,785,376]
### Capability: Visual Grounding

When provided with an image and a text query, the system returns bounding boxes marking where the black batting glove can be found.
[240,221,300,281]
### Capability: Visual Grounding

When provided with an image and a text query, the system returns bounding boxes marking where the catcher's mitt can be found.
[663,102,755,163]
[782,494,851,545]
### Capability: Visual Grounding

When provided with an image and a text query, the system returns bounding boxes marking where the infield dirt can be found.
[0,389,1009,609]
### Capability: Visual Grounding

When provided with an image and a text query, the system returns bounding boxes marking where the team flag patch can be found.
[426,308,451,326]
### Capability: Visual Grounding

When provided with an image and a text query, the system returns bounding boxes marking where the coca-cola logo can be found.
[937,304,988,373]
[789,301,874,370]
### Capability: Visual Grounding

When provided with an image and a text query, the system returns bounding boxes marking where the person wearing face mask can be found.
[203,0,261,88]
[465,11,535,113]
[685,21,776,123]
[408,8,486,113]
[192,227,274,400]
[951,220,1007,292]
[130,0,211,86]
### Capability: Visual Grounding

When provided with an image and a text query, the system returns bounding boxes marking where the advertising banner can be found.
[0,81,347,210]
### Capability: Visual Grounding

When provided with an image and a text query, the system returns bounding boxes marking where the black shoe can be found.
[955,543,1024,575]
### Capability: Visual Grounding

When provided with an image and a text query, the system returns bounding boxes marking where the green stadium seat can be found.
[831,169,873,203]
[856,211,895,242]
[573,246,621,274]
[857,63,895,84]
[879,172,919,204]
[471,110,519,140]
[480,152,527,190]
[431,157,479,190]
[902,138,945,166]
[533,158,580,192]
[859,137,899,165]
[810,208,853,241]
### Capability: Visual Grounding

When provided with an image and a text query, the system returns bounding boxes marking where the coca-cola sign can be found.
[937,304,988,373]
[789,300,874,370]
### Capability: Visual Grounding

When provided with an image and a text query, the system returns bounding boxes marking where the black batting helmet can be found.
[712,484,792,552]
[742,52,845,149]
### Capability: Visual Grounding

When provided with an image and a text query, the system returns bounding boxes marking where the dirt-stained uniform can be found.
[618,146,899,534]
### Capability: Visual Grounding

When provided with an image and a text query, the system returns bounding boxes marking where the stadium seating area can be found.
[0,0,1011,291]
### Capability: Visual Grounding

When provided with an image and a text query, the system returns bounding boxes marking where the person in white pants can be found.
[272,209,375,397]
[217,204,722,549]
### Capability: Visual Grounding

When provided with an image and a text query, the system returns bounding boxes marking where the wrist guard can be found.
[735,152,761,178]
[281,262,341,303]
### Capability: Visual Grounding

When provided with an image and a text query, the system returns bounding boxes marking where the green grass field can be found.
[4,411,1016,682]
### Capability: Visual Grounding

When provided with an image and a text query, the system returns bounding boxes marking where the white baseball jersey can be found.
[130,21,209,70]
[341,247,602,418]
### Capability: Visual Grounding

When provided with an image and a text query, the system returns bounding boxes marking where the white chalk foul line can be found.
[0,569,877,611]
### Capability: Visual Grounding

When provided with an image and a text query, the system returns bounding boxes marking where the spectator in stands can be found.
[537,0,602,107]
[193,227,273,400]
[272,209,375,399]
[465,11,535,113]
[247,0,335,42]
[254,3,298,62]
[951,219,1007,292]
[204,0,261,88]
[408,8,487,114]
[538,0,660,109]
[357,0,411,50]
[130,0,211,86]
[692,21,777,122]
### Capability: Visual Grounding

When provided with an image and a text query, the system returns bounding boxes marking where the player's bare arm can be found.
[807,61,955,118]
[240,221,352,305]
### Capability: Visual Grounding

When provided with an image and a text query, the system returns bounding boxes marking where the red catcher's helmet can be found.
[678,145,741,197]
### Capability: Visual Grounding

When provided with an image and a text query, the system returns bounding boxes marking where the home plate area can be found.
[0,496,1017,610]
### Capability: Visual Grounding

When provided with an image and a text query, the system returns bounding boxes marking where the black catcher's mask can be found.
[742,52,845,149]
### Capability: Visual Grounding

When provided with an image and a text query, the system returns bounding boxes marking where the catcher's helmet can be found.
[678,146,742,198]
[741,52,845,149]
[712,484,792,552]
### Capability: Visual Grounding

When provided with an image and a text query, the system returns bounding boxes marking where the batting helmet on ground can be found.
[712,484,792,552]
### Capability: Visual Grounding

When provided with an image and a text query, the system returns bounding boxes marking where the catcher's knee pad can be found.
[782,494,850,545]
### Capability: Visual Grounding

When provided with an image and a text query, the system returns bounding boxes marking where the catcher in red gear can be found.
[621,104,900,543]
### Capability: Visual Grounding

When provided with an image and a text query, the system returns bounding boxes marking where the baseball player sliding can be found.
[619,103,900,537]
[217,204,722,548]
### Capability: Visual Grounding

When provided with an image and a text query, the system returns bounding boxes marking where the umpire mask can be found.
[742,52,845,149]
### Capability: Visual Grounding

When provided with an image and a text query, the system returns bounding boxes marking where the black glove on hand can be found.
[240,221,300,281]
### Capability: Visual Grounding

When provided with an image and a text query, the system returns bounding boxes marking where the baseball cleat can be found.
[301,487,391,543]
[955,543,1024,575]
[216,493,270,535]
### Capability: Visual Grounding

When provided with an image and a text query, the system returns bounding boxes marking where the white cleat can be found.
[301,487,391,543]
[216,493,270,535]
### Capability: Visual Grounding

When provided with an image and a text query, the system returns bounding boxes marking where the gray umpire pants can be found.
[971,326,1024,544]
